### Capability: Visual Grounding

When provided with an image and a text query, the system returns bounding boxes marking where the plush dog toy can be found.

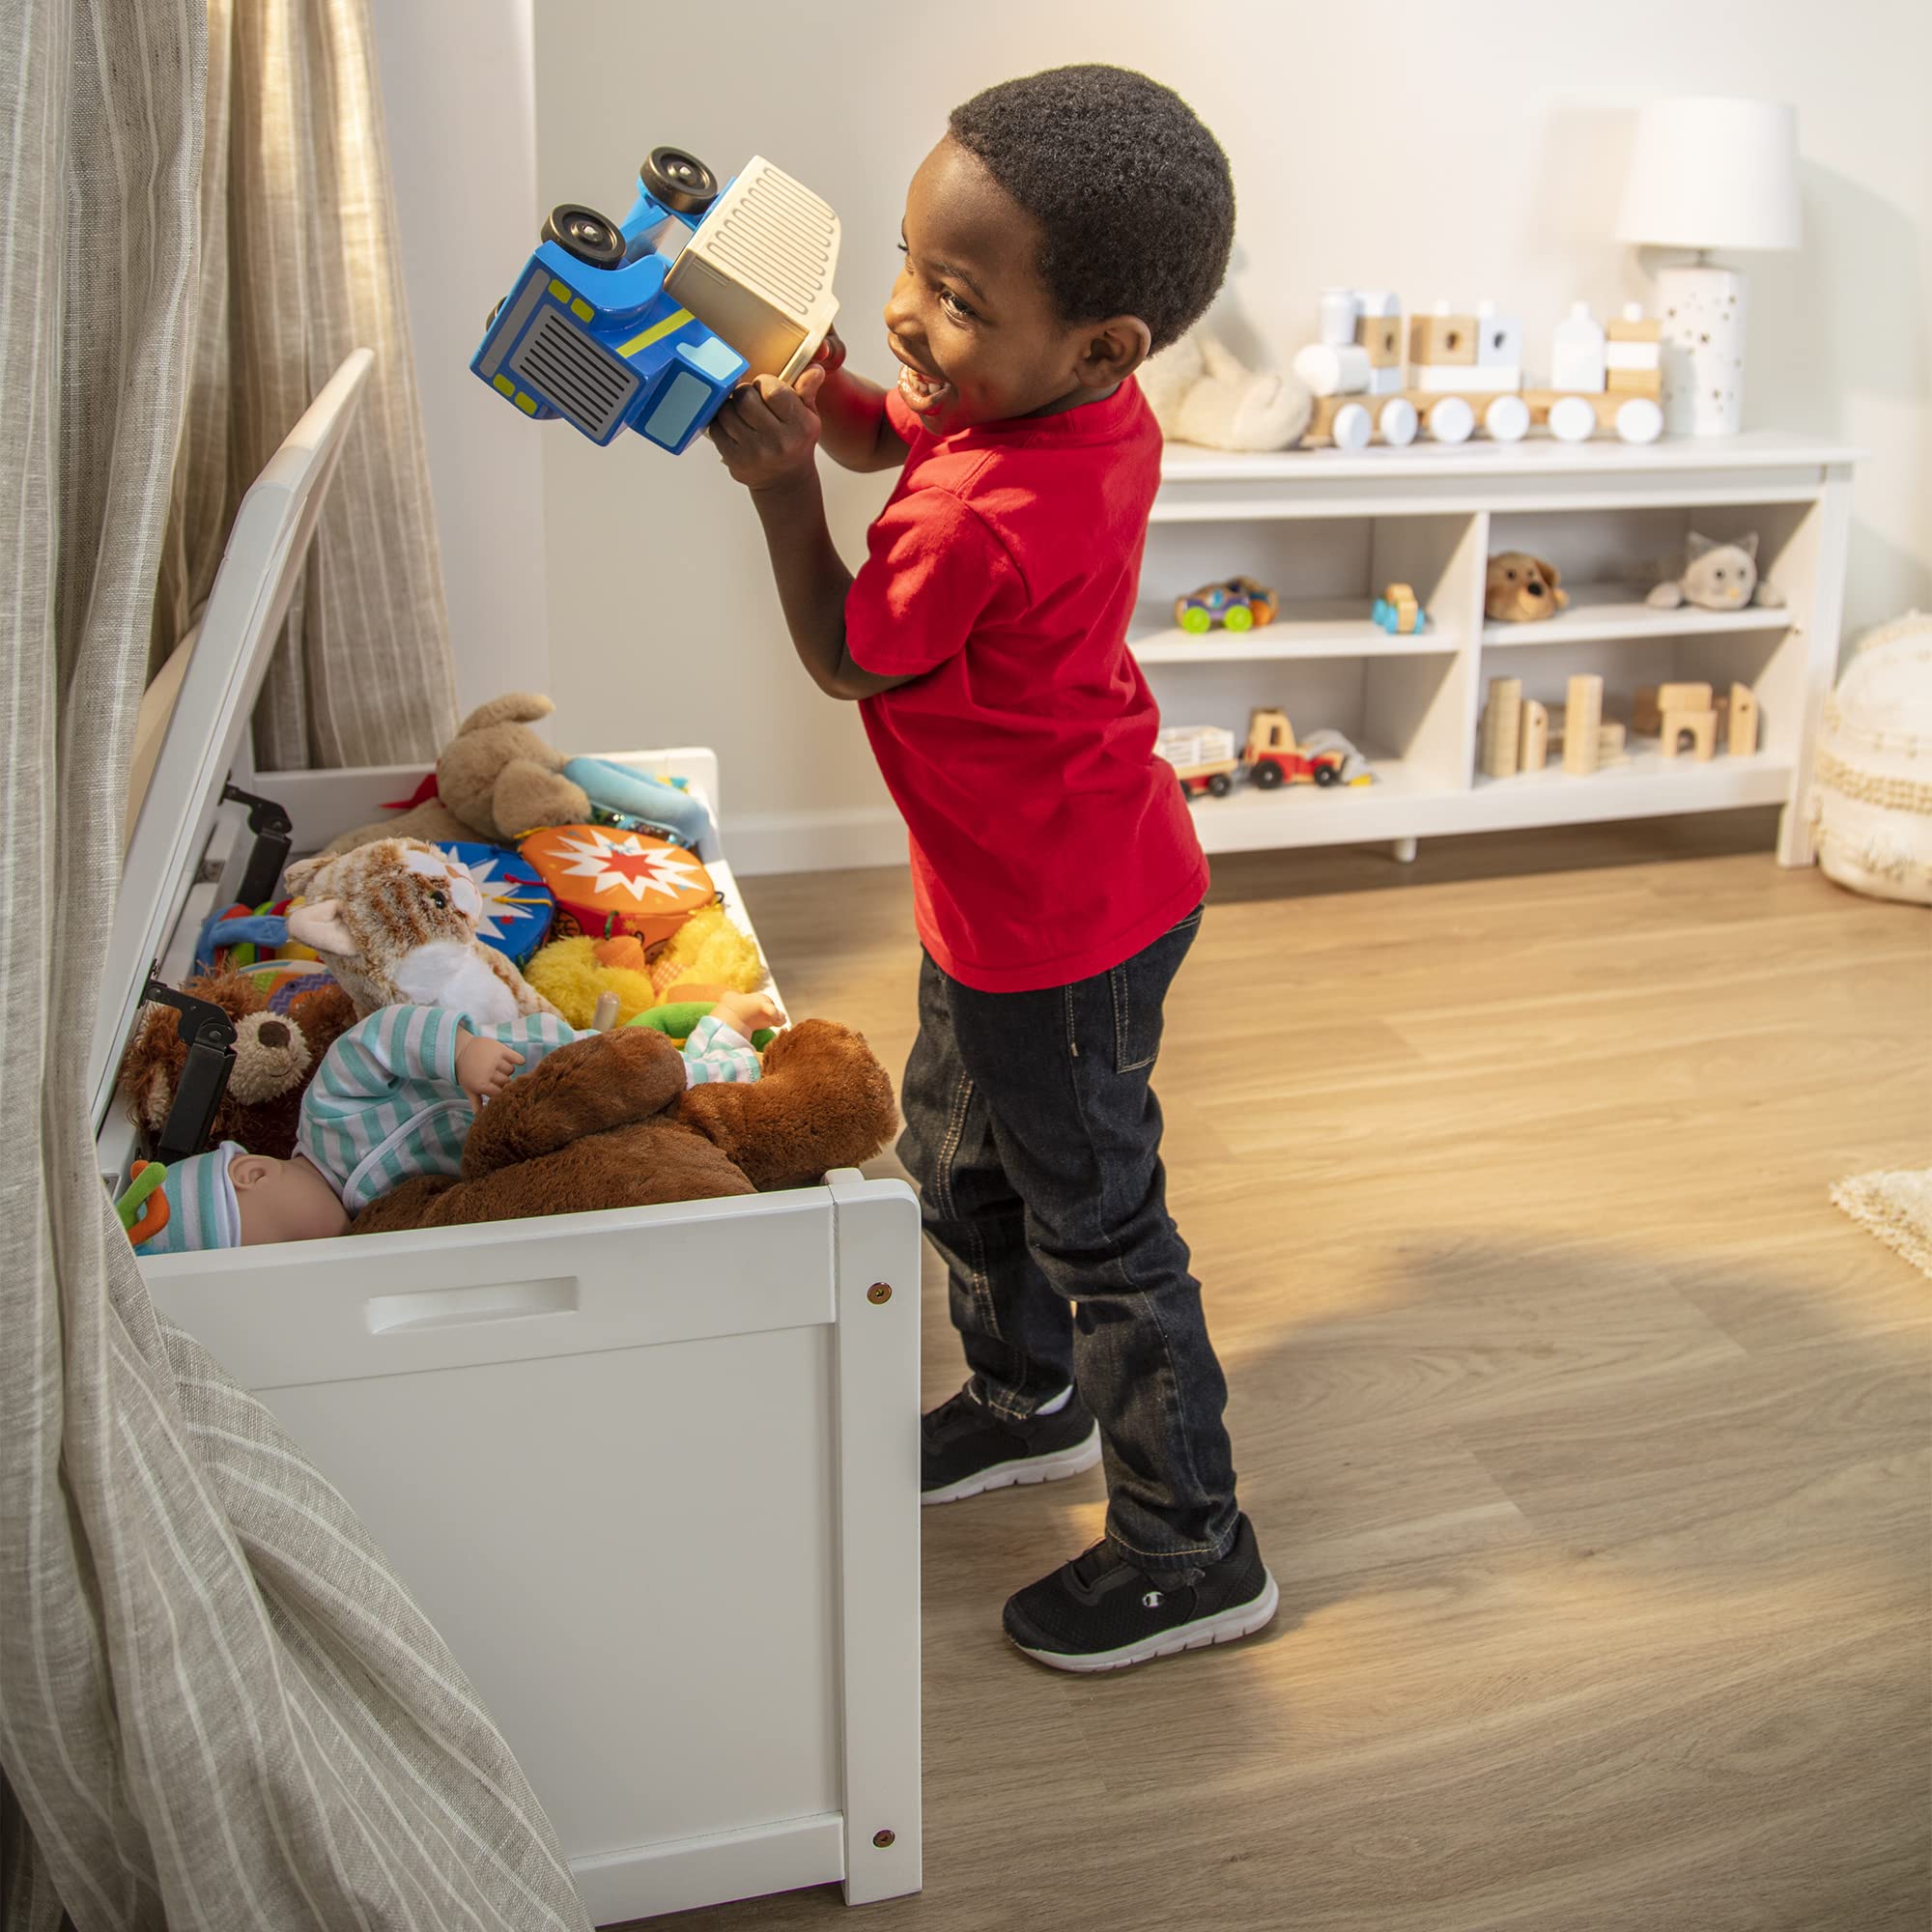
[119,971,358,1162]
[1138,331,1313,452]
[321,693,710,857]
[350,1018,896,1234]
[1486,553,1570,623]
[1646,531,1785,612]
[282,838,561,1024]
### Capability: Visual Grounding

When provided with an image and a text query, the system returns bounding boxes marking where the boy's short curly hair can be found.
[947,66,1234,354]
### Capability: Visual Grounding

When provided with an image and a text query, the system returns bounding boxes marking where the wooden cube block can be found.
[1607,312,1662,343]
[1606,366,1662,397]
[1598,721,1627,756]
[1408,314,1478,366]
[1477,311,1525,367]
[1355,314,1402,367]
[1564,674,1604,776]
[1659,681,1713,712]
[1633,685,1662,735]
[1660,708,1717,760]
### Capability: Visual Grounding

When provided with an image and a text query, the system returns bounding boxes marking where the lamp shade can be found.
[1617,97,1801,251]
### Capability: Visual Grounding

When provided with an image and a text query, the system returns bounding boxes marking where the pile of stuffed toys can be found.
[118,693,895,1247]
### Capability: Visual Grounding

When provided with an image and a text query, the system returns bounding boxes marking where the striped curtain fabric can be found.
[0,4,587,1924]
[154,0,460,770]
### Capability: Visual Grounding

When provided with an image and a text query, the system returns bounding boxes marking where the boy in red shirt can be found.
[710,65,1274,1672]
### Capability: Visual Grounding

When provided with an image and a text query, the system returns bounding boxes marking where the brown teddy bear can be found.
[120,971,359,1161]
[1486,552,1569,623]
[320,692,596,857]
[350,1019,897,1235]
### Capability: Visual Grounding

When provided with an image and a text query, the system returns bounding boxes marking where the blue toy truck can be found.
[471,147,839,455]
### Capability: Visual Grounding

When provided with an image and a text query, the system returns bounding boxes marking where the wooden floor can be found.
[668,810,1932,1932]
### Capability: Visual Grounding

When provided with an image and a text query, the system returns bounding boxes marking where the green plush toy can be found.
[624,1002,777,1051]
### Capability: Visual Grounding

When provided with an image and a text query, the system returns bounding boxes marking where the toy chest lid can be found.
[90,349,374,1139]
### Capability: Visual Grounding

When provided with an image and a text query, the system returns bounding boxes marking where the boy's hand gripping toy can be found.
[472,146,840,454]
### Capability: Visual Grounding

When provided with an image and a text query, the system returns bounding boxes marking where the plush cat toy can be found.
[282,838,562,1025]
[1646,531,1785,612]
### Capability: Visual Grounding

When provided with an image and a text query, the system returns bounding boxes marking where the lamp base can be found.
[1656,262,1746,437]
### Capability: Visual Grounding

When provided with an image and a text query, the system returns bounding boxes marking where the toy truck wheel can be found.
[1224,605,1254,633]
[1208,773,1233,798]
[639,147,719,214]
[1251,759,1284,791]
[1314,763,1341,787]
[544,205,625,269]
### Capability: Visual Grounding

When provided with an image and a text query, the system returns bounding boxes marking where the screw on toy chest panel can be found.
[867,1283,893,1305]
[872,1830,896,1848]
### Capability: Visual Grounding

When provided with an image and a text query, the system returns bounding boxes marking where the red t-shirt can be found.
[845,380,1208,994]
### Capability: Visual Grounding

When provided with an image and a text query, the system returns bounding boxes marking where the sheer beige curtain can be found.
[155,0,459,769]
[0,3,586,1924]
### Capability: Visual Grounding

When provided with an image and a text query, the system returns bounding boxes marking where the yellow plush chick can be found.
[649,905,763,997]
[524,936,660,1029]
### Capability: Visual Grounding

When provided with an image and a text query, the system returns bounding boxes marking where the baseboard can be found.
[724,806,907,877]
[573,1811,845,1923]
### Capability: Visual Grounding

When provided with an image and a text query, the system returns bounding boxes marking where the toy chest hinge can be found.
[221,782,294,909]
[139,968,238,1165]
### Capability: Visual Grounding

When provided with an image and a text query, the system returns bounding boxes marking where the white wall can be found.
[403,0,1929,866]
[368,0,549,718]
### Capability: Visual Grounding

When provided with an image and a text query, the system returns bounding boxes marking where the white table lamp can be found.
[1617,97,1801,436]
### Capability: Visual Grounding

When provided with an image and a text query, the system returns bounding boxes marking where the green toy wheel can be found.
[1224,605,1254,633]
[1179,607,1211,635]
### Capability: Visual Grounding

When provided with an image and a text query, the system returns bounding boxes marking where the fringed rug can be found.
[1832,1168,1932,1280]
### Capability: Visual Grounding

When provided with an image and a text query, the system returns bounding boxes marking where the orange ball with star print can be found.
[518,824,719,947]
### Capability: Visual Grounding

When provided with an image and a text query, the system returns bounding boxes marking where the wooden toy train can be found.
[1292,291,1664,450]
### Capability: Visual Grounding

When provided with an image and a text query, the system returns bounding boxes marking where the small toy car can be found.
[1157,724,1240,799]
[471,148,839,455]
[1174,577,1279,636]
[1371,582,1428,634]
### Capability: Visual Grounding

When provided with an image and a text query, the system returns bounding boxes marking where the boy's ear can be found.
[1077,315,1153,388]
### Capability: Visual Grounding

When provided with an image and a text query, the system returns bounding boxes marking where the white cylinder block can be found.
[1293,342,1371,397]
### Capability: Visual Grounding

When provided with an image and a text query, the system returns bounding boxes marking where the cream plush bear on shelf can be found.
[1138,331,1312,452]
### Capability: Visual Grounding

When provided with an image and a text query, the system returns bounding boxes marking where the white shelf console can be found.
[1138,430,1859,866]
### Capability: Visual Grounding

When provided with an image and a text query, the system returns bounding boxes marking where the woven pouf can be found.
[1808,611,1932,906]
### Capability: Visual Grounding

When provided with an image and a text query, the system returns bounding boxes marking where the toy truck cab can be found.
[1245,707,1345,789]
[471,148,839,455]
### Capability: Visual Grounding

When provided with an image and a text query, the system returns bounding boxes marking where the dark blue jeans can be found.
[898,907,1239,1570]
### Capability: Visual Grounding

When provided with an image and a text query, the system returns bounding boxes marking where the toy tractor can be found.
[471,147,840,454]
[1244,708,1346,789]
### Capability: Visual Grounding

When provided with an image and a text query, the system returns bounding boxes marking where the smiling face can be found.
[883,137,1149,434]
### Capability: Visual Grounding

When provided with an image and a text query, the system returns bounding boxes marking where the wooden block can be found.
[1480,676,1523,778]
[1408,314,1478,366]
[1661,708,1717,760]
[1520,698,1549,772]
[1605,339,1661,371]
[1564,674,1603,776]
[1726,682,1759,755]
[1355,314,1402,367]
[1633,685,1662,734]
[1476,310,1524,367]
[1659,681,1713,712]
[1607,310,1662,343]
[1367,363,1406,394]
[1598,721,1627,757]
[1412,364,1522,393]
[1606,366,1662,397]
[1306,393,1375,448]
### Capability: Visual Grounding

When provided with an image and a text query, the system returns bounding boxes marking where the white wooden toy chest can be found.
[94,354,923,1923]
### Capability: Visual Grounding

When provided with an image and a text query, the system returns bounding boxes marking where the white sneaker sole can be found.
[922,1424,1102,1507]
[1009,1570,1280,1674]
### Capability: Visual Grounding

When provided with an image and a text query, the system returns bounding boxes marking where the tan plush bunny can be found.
[282,838,562,1024]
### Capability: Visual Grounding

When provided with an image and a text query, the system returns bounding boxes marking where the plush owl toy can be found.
[282,838,561,1024]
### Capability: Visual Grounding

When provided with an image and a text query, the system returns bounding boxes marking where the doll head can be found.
[131,1143,349,1254]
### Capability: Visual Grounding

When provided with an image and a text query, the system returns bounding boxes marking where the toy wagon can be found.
[1158,724,1241,798]
[1174,577,1279,636]
[471,147,840,454]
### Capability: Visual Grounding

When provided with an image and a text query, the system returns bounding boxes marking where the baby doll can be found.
[128,991,782,1251]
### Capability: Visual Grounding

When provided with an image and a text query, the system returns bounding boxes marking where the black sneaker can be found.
[1002,1514,1277,1673]
[921,1382,1102,1506]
